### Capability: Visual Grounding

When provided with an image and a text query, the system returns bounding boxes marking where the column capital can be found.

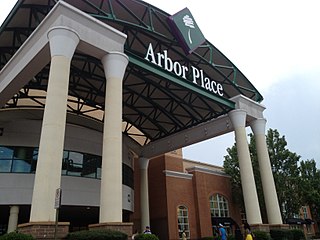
[47,26,80,59]
[250,118,267,135]
[228,109,247,128]
[101,52,129,80]
[139,157,149,170]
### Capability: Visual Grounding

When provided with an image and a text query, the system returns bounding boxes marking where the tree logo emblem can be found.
[182,15,195,44]
[168,8,206,55]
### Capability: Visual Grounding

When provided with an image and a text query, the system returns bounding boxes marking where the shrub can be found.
[134,234,159,240]
[290,229,305,240]
[227,235,235,240]
[252,230,271,240]
[65,229,127,240]
[270,229,293,240]
[0,232,35,240]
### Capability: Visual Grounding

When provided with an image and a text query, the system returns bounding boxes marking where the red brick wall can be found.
[143,154,242,240]
[191,170,242,237]
[192,170,214,238]
[131,157,142,231]
[18,222,69,240]
[166,172,196,239]
[148,155,169,239]
[164,153,184,172]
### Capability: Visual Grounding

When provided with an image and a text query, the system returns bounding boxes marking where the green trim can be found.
[127,53,235,109]
[0,1,21,33]
[1,0,263,104]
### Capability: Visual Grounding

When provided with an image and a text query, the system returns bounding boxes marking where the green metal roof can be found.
[0,0,263,146]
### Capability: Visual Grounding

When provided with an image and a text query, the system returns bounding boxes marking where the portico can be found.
[229,95,282,225]
[0,1,129,238]
[0,0,284,239]
[140,94,283,226]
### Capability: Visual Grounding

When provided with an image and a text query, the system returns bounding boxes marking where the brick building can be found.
[137,151,242,239]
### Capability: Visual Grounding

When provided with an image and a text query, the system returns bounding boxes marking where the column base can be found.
[18,222,69,240]
[249,223,290,232]
[89,222,133,238]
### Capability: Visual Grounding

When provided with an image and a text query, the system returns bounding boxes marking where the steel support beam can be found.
[140,114,233,158]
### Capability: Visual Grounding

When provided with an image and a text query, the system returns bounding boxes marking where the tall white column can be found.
[139,157,150,231]
[7,206,19,233]
[228,109,262,224]
[250,118,282,224]
[30,27,79,222]
[100,52,128,223]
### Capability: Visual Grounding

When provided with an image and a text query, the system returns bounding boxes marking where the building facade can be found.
[144,152,242,239]
[0,0,284,239]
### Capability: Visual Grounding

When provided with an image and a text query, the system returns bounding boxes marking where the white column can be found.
[228,109,262,224]
[250,118,282,224]
[100,52,128,223]
[139,157,150,231]
[7,206,19,233]
[30,27,79,222]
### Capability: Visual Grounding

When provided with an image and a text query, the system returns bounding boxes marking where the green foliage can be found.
[65,229,127,240]
[299,159,320,223]
[223,128,315,221]
[252,230,271,240]
[227,235,235,240]
[0,232,35,240]
[223,144,244,211]
[134,233,159,240]
[269,229,304,240]
[267,129,302,219]
[200,237,215,240]
[290,229,305,240]
[270,229,293,240]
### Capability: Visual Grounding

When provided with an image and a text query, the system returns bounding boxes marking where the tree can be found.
[224,136,267,222]
[223,128,303,222]
[299,159,320,227]
[266,129,302,219]
[224,144,243,209]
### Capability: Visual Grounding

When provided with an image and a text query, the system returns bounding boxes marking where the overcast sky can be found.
[1,0,319,168]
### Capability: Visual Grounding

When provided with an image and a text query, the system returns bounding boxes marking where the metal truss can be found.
[0,0,263,146]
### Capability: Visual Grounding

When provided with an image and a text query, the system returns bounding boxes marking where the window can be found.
[177,205,190,239]
[0,146,13,172]
[0,145,134,188]
[62,151,102,179]
[209,194,229,217]
[302,206,308,219]
[65,151,83,176]
[0,146,36,173]
[12,147,35,173]
[240,210,247,223]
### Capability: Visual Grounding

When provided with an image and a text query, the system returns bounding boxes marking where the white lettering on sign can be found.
[144,43,224,97]
[145,43,188,79]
